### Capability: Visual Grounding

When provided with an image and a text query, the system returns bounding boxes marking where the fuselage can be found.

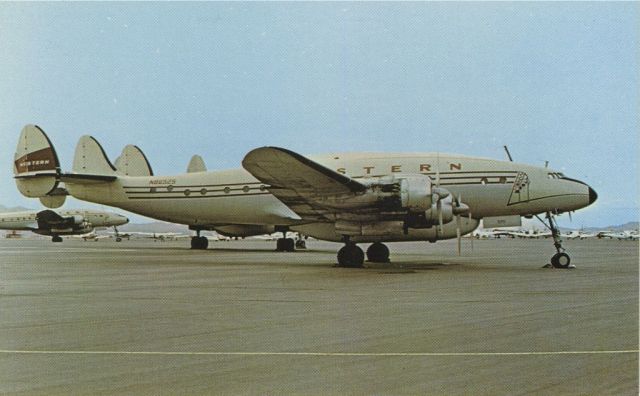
[64,152,596,242]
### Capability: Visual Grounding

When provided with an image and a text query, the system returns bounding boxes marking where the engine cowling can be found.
[400,176,433,212]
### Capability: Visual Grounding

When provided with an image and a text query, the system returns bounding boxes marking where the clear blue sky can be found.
[0,2,638,227]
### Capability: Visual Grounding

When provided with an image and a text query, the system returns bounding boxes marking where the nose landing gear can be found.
[539,212,574,269]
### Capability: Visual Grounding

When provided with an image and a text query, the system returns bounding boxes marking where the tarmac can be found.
[0,237,637,395]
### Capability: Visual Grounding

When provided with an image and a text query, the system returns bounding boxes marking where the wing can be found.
[35,209,68,228]
[242,147,366,220]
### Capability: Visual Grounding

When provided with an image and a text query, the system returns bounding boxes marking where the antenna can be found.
[503,146,513,162]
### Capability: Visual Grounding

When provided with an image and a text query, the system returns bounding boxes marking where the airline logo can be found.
[14,148,57,173]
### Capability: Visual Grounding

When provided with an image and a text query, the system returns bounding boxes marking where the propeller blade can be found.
[469,212,474,252]
[438,200,444,233]
[456,214,461,256]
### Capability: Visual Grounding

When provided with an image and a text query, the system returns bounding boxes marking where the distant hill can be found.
[582,221,639,232]
[0,204,32,212]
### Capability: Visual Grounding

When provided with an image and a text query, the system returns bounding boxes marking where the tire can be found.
[199,236,209,250]
[276,238,284,251]
[337,244,365,267]
[191,237,198,249]
[116,237,122,242]
[282,238,295,252]
[52,236,63,243]
[551,252,571,268]
[366,242,390,263]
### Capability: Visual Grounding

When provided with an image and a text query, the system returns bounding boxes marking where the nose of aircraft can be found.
[588,186,598,205]
[118,215,129,225]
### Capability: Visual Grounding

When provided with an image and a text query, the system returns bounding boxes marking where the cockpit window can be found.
[547,172,564,179]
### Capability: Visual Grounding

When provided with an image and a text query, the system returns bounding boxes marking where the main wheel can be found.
[551,252,571,268]
[283,238,295,252]
[366,242,390,263]
[116,237,122,242]
[191,236,199,249]
[276,238,284,251]
[337,244,365,267]
[199,236,209,249]
[52,236,63,243]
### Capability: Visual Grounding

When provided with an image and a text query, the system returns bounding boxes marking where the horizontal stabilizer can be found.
[187,155,207,173]
[115,145,154,176]
[14,125,61,197]
[73,135,117,175]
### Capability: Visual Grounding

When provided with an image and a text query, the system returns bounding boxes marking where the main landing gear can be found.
[366,242,390,263]
[539,211,574,269]
[190,229,208,250]
[275,231,295,252]
[336,239,391,267]
[51,235,63,243]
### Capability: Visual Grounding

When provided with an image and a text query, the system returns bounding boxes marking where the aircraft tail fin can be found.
[72,135,117,176]
[114,145,154,176]
[187,154,207,173]
[14,125,61,197]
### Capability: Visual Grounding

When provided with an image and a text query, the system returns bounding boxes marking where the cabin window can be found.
[167,185,174,192]
[260,185,267,191]
[150,187,157,193]
[480,177,488,185]
[200,188,207,195]
[224,187,231,194]
[184,189,191,196]
[242,186,250,193]
[499,176,507,184]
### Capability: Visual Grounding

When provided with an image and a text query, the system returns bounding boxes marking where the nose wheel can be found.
[538,212,574,269]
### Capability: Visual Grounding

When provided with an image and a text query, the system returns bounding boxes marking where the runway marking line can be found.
[1,350,637,357]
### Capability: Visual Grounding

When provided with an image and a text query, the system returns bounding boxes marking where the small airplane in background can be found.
[562,230,597,240]
[13,125,597,268]
[0,208,128,242]
[597,230,639,240]
[72,231,111,241]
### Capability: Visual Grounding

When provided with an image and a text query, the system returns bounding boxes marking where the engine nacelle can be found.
[399,176,433,212]
[71,215,85,225]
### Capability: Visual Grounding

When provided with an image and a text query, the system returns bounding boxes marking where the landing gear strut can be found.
[366,242,390,263]
[190,229,208,250]
[337,237,365,267]
[114,226,122,242]
[538,212,573,269]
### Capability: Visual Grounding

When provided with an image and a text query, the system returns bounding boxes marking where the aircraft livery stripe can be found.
[126,192,271,200]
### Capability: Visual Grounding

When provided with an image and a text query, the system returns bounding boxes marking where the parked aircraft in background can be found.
[0,208,128,242]
[72,231,110,241]
[13,125,597,267]
[597,230,639,240]
[562,230,597,240]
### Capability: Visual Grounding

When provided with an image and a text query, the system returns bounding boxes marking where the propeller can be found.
[452,193,470,256]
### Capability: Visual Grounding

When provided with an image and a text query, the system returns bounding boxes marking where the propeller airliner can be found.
[13,125,596,267]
